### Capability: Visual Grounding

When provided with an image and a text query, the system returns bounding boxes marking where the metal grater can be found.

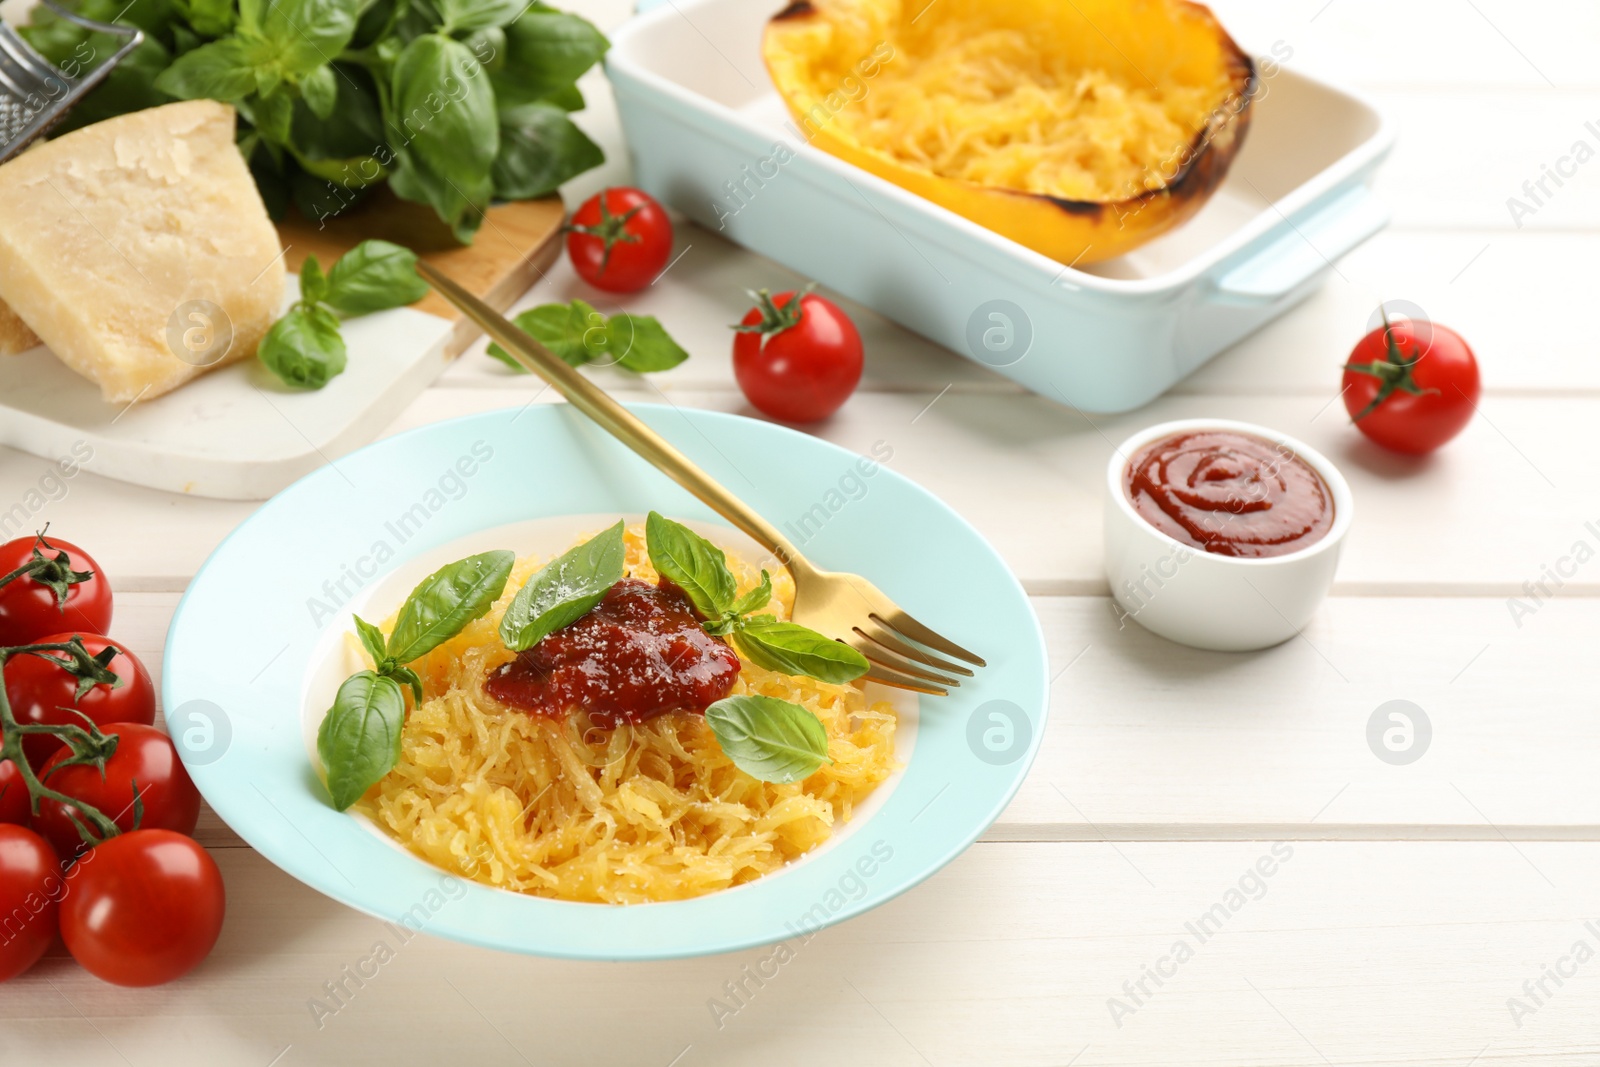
[0,1,142,166]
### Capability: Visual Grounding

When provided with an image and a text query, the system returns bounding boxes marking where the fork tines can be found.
[852,611,986,697]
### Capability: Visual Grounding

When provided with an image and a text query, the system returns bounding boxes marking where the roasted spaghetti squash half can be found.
[762,0,1256,264]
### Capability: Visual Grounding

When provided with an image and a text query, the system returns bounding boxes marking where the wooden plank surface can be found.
[4,843,1599,1067]
[5,384,1589,595]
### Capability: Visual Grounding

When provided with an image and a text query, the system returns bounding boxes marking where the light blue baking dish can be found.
[607,0,1395,413]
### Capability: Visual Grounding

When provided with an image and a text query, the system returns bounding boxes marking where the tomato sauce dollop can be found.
[484,578,741,726]
[1123,430,1334,558]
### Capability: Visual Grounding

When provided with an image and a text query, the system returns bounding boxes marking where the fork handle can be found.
[418,261,808,572]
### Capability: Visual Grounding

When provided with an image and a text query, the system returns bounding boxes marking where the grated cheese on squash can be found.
[354,524,900,905]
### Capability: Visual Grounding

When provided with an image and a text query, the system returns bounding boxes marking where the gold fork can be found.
[419,262,985,695]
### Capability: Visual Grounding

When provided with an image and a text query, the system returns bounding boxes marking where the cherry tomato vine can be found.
[0,638,127,847]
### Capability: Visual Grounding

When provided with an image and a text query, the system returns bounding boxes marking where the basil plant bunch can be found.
[22,0,608,242]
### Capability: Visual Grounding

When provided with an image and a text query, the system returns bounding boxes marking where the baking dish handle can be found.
[1213,185,1388,303]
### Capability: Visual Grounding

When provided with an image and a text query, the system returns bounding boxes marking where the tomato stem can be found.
[564,190,643,276]
[1342,310,1440,423]
[731,283,815,339]
[0,638,126,847]
[0,528,95,608]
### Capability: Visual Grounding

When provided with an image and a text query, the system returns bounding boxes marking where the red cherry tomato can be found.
[0,534,112,646]
[60,829,224,986]
[0,825,62,982]
[1342,316,1480,455]
[34,724,200,864]
[0,760,29,825]
[566,187,674,292]
[733,288,864,423]
[6,633,156,770]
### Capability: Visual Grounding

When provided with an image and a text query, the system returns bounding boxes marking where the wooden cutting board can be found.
[278,190,567,357]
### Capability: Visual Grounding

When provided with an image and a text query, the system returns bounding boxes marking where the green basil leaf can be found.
[322,239,429,315]
[289,63,387,164]
[300,64,338,119]
[702,615,739,638]
[259,0,365,76]
[170,24,201,55]
[492,5,608,108]
[705,695,830,784]
[645,512,738,621]
[463,26,505,75]
[152,38,258,102]
[250,88,296,144]
[437,0,522,33]
[352,614,388,665]
[258,303,347,389]
[732,616,870,684]
[728,571,772,616]
[385,1,439,47]
[389,34,498,241]
[182,0,235,37]
[387,550,515,663]
[254,64,284,101]
[317,671,407,810]
[608,314,690,373]
[535,82,584,112]
[486,299,604,370]
[490,102,603,200]
[348,0,400,48]
[388,156,485,244]
[498,520,625,651]
[298,254,330,306]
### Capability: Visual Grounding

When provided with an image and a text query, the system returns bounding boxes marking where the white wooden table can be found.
[4,1,1597,1063]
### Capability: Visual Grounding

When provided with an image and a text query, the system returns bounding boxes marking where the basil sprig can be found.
[258,303,345,389]
[705,695,831,784]
[643,514,868,785]
[487,300,689,374]
[259,239,429,390]
[644,512,869,684]
[719,571,774,630]
[499,521,626,651]
[317,550,514,810]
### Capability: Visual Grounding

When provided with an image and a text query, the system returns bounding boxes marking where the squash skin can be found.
[762,0,1257,265]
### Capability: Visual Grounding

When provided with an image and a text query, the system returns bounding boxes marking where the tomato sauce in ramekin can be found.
[1123,429,1335,559]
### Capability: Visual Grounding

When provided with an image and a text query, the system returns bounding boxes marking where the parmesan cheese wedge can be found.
[0,100,285,402]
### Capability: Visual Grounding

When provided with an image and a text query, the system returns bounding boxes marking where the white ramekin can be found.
[1103,418,1354,652]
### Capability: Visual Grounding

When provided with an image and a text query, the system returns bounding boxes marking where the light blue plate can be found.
[163,405,1047,960]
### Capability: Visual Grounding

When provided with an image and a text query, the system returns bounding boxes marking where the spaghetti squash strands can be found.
[354,525,900,904]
